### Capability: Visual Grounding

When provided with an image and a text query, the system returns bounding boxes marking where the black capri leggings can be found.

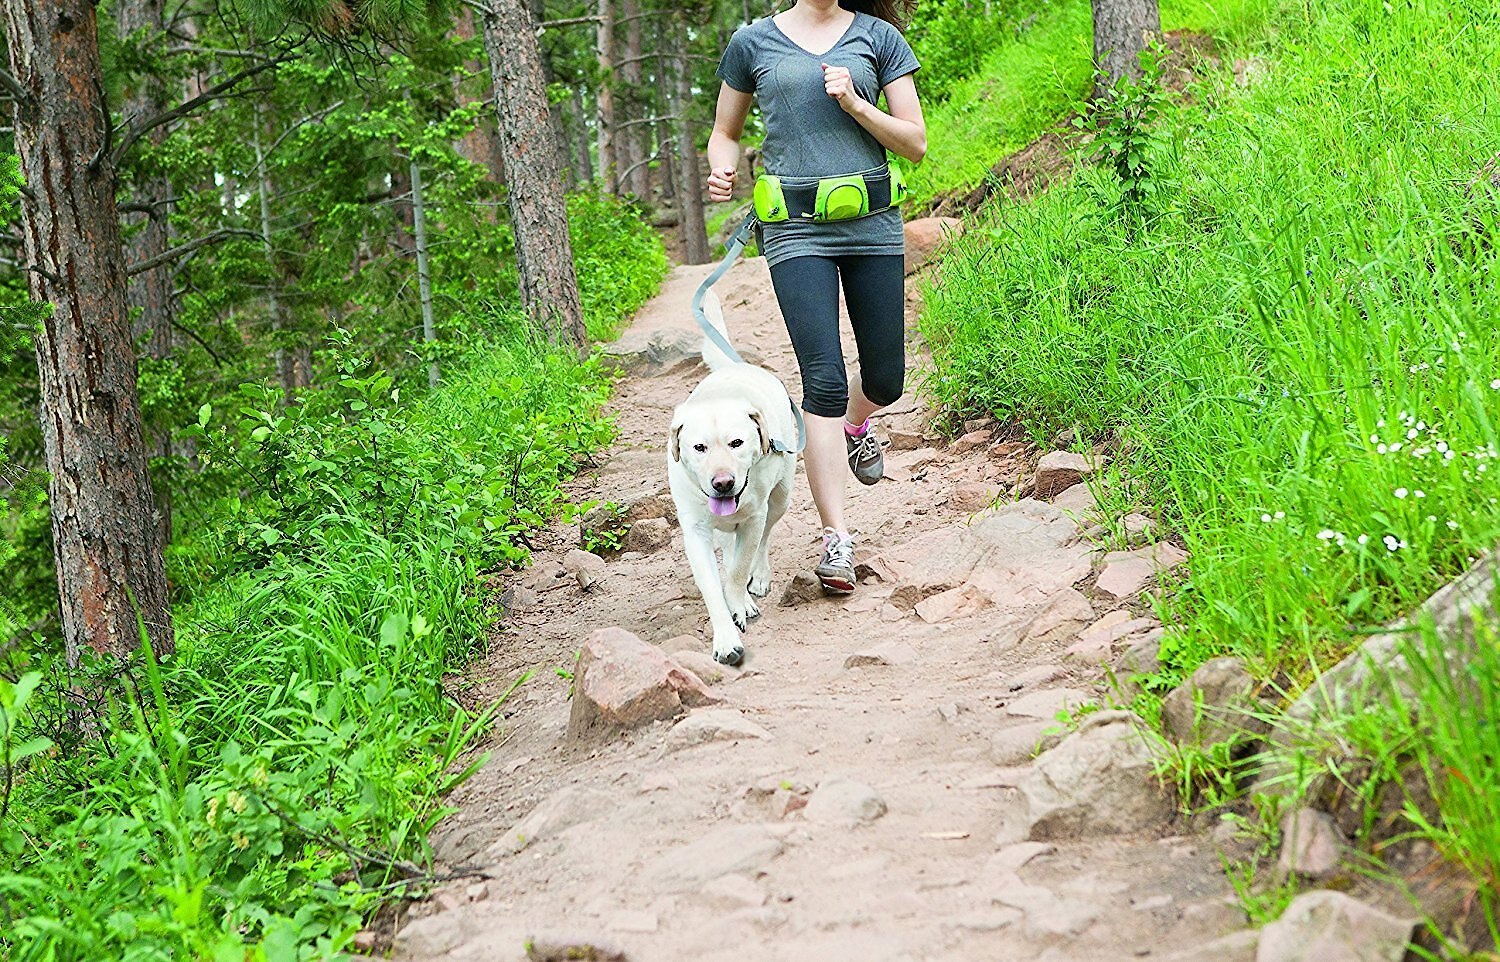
[767,253,906,419]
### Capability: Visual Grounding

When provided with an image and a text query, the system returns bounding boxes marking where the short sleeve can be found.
[716,27,756,93]
[876,25,920,87]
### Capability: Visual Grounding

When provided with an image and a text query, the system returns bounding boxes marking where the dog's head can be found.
[671,400,771,517]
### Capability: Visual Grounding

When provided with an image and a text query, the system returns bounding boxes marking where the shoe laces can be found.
[821,527,854,569]
[849,430,882,463]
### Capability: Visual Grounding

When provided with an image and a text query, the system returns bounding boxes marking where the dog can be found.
[667,289,799,666]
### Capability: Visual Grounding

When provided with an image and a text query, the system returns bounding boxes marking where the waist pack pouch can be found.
[753,167,903,223]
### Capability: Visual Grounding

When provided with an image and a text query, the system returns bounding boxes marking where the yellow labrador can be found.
[667,290,799,666]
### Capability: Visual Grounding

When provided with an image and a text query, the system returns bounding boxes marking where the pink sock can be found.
[844,418,870,437]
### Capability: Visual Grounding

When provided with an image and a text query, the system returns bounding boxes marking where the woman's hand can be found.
[707,165,737,203]
[822,63,862,114]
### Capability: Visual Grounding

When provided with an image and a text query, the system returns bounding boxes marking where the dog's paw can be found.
[729,596,761,631]
[748,568,772,598]
[713,643,745,667]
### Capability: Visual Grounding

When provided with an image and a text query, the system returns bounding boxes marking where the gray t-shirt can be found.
[716,12,920,267]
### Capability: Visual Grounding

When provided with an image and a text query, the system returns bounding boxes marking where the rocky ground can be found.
[385,229,1421,962]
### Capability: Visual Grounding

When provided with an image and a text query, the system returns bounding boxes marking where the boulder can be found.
[1275,808,1344,881]
[624,517,672,553]
[665,709,771,753]
[567,627,721,739]
[1021,588,1097,641]
[601,327,700,376]
[903,216,964,274]
[1255,890,1414,962]
[1161,656,1266,748]
[1034,451,1095,500]
[1020,710,1172,839]
[803,778,888,825]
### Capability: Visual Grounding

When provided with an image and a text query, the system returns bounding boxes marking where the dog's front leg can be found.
[682,520,745,666]
[724,512,767,631]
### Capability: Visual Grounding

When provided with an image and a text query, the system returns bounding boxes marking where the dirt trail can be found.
[391,254,1250,962]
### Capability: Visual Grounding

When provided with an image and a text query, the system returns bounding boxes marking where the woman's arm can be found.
[822,67,926,164]
[706,83,754,202]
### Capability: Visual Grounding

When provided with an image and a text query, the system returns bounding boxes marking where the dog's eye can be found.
[693,443,707,453]
[729,439,744,448]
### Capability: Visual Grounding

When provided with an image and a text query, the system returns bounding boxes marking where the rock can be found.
[625,493,677,525]
[803,778,888,825]
[1052,482,1098,516]
[1003,663,1070,690]
[950,429,994,456]
[770,788,809,819]
[1020,710,1172,839]
[1021,588,1096,641]
[664,709,771,753]
[567,627,721,739]
[990,721,1063,766]
[854,554,904,584]
[1161,656,1265,748]
[1006,688,1093,720]
[1108,634,1164,698]
[489,785,615,856]
[903,216,964,274]
[670,649,737,685]
[1096,542,1191,600]
[601,327,700,376]
[780,571,824,605]
[351,929,378,953]
[949,482,1005,513]
[623,517,672,553]
[915,583,988,623]
[887,428,925,451]
[1255,890,1414,962]
[1034,451,1096,500]
[393,914,470,958]
[525,935,628,962]
[465,881,489,901]
[643,824,784,892]
[1121,513,1157,546]
[1066,612,1159,663]
[844,640,918,668]
[1276,808,1344,880]
[563,547,607,574]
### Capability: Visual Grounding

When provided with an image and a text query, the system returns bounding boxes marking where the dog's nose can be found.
[711,473,736,494]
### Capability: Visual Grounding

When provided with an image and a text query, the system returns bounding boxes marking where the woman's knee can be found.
[801,362,849,417]
[862,363,905,408]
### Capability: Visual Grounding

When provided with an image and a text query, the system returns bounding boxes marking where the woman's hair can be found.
[838,0,917,30]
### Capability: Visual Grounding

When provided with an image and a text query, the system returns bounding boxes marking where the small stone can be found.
[915,583,987,624]
[1161,656,1266,748]
[855,554,904,584]
[1006,688,1093,720]
[770,788,808,819]
[1021,711,1172,839]
[903,216,964,274]
[990,721,1063,766]
[466,881,489,902]
[619,551,644,562]
[950,429,993,456]
[1121,513,1157,546]
[1053,483,1099,516]
[567,626,721,739]
[600,326,700,376]
[665,709,772,753]
[844,639,918,668]
[1035,451,1096,500]
[1021,589,1097,641]
[879,603,908,622]
[576,568,602,591]
[1004,663,1069,690]
[780,571,824,606]
[1108,634,1164,699]
[1097,542,1190,600]
[562,548,607,574]
[624,517,672,553]
[887,428,925,451]
[1276,808,1344,880]
[624,493,677,525]
[1066,612,1159,663]
[351,929,379,953]
[1256,890,1414,962]
[670,649,736,685]
[949,482,1005,513]
[525,934,629,962]
[803,779,888,825]
[963,417,997,435]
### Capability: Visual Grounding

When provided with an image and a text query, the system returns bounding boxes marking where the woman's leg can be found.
[838,254,907,481]
[768,256,849,534]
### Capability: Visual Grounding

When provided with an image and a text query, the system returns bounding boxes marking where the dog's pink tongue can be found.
[709,496,738,517]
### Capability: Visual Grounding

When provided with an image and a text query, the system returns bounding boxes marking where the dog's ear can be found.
[670,420,684,462]
[748,410,772,456]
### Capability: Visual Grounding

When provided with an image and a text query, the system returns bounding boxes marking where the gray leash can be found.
[690,212,806,456]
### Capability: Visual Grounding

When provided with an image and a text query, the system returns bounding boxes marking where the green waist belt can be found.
[753,166,908,224]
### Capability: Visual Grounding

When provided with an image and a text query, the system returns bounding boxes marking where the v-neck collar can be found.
[769,9,861,58]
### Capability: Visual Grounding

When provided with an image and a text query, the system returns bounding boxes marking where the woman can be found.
[706,0,926,593]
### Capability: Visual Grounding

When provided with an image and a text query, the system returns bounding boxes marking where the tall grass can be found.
[921,0,1500,684]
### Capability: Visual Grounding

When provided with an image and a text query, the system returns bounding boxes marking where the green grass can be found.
[907,0,1274,207]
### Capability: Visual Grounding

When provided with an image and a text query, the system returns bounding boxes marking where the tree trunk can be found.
[252,109,297,402]
[525,0,573,189]
[479,0,587,353]
[595,0,616,192]
[2,1,174,665]
[570,88,594,184]
[410,157,439,388]
[451,5,507,185]
[672,27,710,264]
[619,0,650,200]
[1090,0,1160,95]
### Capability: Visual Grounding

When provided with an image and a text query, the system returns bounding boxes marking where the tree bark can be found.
[618,0,650,200]
[252,108,298,402]
[479,0,587,353]
[2,1,174,665]
[451,5,507,185]
[595,0,617,191]
[569,87,594,184]
[671,24,709,264]
[1090,0,1160,95]
[410,158,439,388]
[525,0,573,189]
